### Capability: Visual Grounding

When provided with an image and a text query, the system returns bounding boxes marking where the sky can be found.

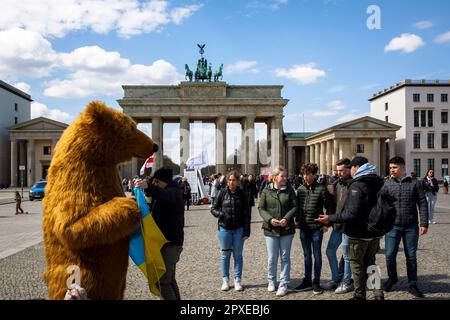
[1,0,450,165]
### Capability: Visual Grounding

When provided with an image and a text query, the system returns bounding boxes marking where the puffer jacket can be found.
[329,177,352,232]
[329,173,384,239]
[381,176,428,227]
[258,183,297,237]
[296,181,334,230]
[211,187,251,237]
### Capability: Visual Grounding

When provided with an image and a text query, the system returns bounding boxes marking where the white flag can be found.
[139,157,154,175]
[186,150,207,169]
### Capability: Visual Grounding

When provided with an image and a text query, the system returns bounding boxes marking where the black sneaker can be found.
[408,285,424,298]
[312,282,323,295]
[383,278,398,292]
[295,279,312,291]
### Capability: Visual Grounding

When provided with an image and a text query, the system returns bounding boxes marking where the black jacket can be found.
[144,181,185,246]
[329,177,352,233]
[381,176,428,227]
[328,173,384,239]
[296,181,334,230]
[211,188,251,237]
[422,177,439,195]
[241,179,257,207]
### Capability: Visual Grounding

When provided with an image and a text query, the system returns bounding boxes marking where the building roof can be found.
[0,79,32,102]
[8,117,68,131]
[285,132,314,139]
[369,79,450,101]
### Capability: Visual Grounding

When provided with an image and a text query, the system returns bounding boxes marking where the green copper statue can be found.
[185,44,223,82]
[185,64,193,81]
[214,63,223,82]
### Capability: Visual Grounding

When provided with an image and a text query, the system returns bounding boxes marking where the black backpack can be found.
[366,192,397,237]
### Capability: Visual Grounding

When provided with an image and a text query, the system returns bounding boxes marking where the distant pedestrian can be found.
[422,169,439,224]
[15,191,26,215]
[444,180,448,195]
[180,177,192,211]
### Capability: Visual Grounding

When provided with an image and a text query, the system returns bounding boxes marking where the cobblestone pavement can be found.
[0,195,449,300]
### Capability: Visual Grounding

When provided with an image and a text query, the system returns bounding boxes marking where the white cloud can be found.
[0,0,202,38]
[275,63,326,85]
[31,101,73,123]
[384,33,425,53]
[13,82,31,94]
[337,112,369,123]
[413,20,433,30]
[58,46,129,72]
[248,0,288,11]
[327,100,345,110]
[328,85,345,93]
[312,110,336,117]
[225,60,259,74]
[0,28,57,77]
[435,31,450,44]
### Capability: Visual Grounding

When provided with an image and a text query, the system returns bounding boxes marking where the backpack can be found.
[366,192,397,237]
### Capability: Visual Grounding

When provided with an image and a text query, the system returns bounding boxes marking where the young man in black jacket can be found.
[316,157,385,300]
[382,156,428,298]
[137,167,185,300]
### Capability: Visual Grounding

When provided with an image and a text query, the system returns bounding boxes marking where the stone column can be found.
[244,116,256,175]
[309,144,315,163]
[287,145,293,175]
[380,138,387,176]
[216,116,227,174]
[180,116,190,172]
[350,137,357,158]
[10,139,17,187]
[320,141,326,174]
[27,139,35,187]
[372,138,380,174]
[152,117,163,170]
[270,117,283,169]
[389,137,396,160]
[305,146,310,166]
[326,140,332,175]
[333,138,340,168]
[314,143,320,167]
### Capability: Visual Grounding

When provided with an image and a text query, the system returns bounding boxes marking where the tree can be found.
[162,155,181,175]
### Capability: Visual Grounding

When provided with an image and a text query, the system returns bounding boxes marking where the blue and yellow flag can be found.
[129,187,169,297]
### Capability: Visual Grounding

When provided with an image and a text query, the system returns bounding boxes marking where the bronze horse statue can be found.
[185,64,193,81]
[214,64,223,82]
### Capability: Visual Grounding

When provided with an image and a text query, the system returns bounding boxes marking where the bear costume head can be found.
[43,101,157,299]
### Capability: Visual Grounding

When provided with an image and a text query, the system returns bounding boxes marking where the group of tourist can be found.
[210,156,435,300]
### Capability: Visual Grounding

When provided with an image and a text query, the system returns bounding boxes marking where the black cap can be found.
[153,167,173,184]
[345,156,368,168]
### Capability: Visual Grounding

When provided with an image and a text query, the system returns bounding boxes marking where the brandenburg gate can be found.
[118,45,288,176]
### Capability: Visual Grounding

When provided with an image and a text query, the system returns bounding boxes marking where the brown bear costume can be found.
[43,101,158,299]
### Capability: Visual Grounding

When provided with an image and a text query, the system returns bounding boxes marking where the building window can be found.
[442,133,449,149]
[385,116,389,122]
[414,159,421,177]
[427,93,434,102]
[14,117,18,124]
[14,103,18,112]
[428,159,435,172]
[385,102,388,111]
[356,144,365,153]
[43,146,52,155]
[421,110,426,127]
[428,110,433,127]
[442,94,448,102]
[414,110,419,127]
[413,133,421,149]
[442,159,449,177]
[413,93,420,102]
[428,133,434,149]
[441,111,448,124]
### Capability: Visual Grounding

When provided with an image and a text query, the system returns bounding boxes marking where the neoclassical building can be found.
[8,117,68,187]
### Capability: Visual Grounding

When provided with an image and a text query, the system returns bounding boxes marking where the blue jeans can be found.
[426,193,437,221]
[265,234,295,286]
[300,228,323,283]
[385,224,419,285]
[218,226,245,279]
[326,229,343,283]
[341,233,352,285]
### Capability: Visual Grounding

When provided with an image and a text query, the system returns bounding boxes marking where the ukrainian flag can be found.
[129,187,169,298]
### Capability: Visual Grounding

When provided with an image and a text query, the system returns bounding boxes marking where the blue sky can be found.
[1,0,450,164]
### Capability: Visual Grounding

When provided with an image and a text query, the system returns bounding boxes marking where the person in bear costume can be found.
[43,101,158,299]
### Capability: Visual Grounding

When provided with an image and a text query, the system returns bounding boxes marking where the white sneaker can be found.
[432,220,437,224]
[221,277,230,291]
[335,282,354,294]
[234,278,243,291]
[276,284,288,297]
[268,281,276,292]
